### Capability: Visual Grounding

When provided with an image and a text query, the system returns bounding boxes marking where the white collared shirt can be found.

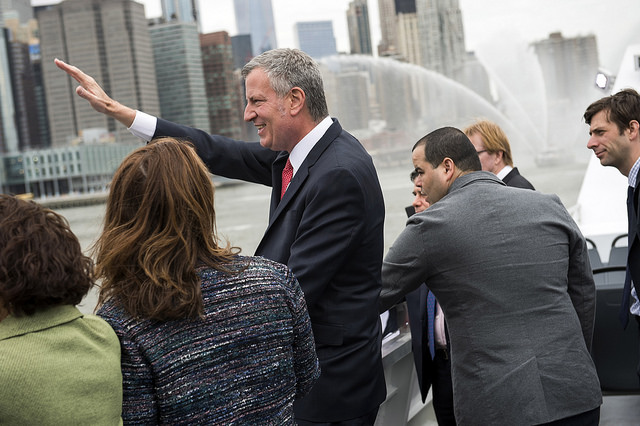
[288,116,333,177]
[495,165,513,181]
[128,111,157,141]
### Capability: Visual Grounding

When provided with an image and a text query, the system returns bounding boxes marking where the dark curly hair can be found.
[0,194,93,316]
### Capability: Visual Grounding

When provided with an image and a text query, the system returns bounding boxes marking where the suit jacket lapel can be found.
[267,119,342,227]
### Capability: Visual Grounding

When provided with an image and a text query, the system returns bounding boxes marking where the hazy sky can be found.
[33,0,640,71]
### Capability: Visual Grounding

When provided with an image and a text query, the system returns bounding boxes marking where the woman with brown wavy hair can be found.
[0,194,122,425]
[94,138,319,425]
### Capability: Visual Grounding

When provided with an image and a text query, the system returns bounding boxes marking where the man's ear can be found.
[289,87,305,116]
[629,120,640,141]
[442,157,456,179]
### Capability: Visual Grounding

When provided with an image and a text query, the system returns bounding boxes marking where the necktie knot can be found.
[281,159,293,199]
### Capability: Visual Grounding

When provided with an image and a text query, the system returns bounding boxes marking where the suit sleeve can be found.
[380,218,430,312]
[562,200,597,350]
[154,118,276,186]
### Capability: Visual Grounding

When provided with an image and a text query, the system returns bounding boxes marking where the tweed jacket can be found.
[0,305,122,425]
[98,256,320,425]
[381,171,602,425]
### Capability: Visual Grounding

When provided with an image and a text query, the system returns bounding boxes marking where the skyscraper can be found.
[533,32,600,104]
[233,0,277,56]
[377,0,397,57]
[161,0,200,32]
[149,20,210,132]
[231,34,253,70]
[415,0,466,78]
[347,0,373,55]
[200,31,244,140]
[395,0,420,65]
[294,21,337,59]
[0,0,32,153]
[38,0,160,147]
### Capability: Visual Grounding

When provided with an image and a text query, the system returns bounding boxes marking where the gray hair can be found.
[242,48,329,122]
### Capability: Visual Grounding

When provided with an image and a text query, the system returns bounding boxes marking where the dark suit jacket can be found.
[405,284,431,402]
[628,180,640,297]
[503,167,535,190]
[154,118,387,422]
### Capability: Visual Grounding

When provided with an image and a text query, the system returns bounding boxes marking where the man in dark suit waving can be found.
[584,88,640,381]
[56,48,386,425]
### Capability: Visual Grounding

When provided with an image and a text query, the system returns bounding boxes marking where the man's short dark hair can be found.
[413,127,481,172]
[584,88,640,134]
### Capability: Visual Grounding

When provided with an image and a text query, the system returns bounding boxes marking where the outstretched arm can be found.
[54,58,136,127]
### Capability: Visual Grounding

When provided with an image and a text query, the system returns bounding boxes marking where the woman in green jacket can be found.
[0,195,122,425]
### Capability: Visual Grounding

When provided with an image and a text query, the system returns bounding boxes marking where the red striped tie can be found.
[281,159,293,199]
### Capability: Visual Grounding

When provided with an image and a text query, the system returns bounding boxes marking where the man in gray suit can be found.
[380,127,602,425]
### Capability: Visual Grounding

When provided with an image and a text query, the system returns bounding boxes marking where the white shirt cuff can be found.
[128,110,157,142]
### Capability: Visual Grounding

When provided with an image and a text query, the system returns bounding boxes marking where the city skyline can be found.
[134,0,638,72]
[30,0,640,72]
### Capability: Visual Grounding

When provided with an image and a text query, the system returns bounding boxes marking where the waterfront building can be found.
[200,31,244,140]
[233,0,277,56]
[532,32,601,155]
[294,21,337,59]
[0,142,138,198]
[149,20,210,132]
[533,32,600,106]
[161,0,200,32]
[376,0,397,57]
[415,0,466,78]
[347,0,373,55]
[395,0,420,66]
[7,40,48,151]
[324,70,370,132]
[37,0,160,148]
[231,34,253,70]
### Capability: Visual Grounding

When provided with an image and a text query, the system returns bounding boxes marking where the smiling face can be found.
[243,68,296,152]
[587,109,635,176]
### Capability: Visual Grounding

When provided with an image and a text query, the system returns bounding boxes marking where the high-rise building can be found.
[377,0,397,57]
[415,0,466,78]
[233,0,277,56]
[533,32,601,154]
[1,0,32,22]
[395,0,420,66]
[161,0,200,32]
[533,32,600,104]
[7,39,46,150]
[347,0,373,55]
[231,34,253,70]
[37,0,160,147]
[294,21,337,59]
[0,0,34,153]
[200,31,245,140]
[149,21,210,132]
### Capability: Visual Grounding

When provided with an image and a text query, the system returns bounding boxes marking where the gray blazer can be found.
[380,171,602,425]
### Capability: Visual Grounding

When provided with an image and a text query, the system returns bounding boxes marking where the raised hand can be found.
[54,58,136,127]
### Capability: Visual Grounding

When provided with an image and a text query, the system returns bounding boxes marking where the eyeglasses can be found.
[476,150,488,155]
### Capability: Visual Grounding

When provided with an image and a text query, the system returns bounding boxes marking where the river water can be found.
[55,160,588,314]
